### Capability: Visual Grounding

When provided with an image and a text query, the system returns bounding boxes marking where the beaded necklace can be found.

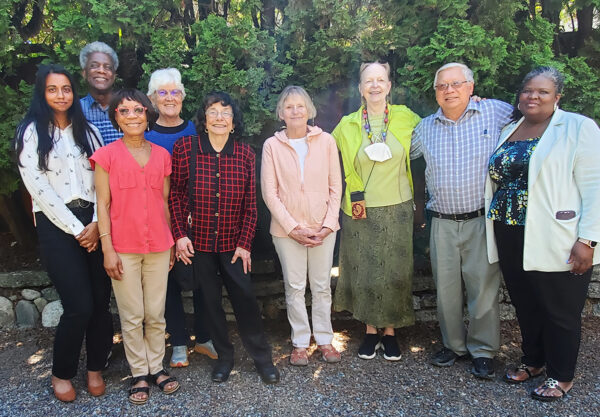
[363,104,390,143]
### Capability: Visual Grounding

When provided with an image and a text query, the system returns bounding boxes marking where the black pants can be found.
[194,251,272,368]
[494,222,591,381]
[165,271,211,346]
[35,206,113,380]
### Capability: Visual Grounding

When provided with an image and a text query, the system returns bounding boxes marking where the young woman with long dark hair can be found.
[15,64,112,402]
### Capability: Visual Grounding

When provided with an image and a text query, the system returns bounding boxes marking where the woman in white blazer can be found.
[484,67,600,402]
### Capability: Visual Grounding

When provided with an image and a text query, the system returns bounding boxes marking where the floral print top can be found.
[487,137,540,226]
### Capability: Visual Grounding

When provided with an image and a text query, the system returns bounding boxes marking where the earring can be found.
[554,102,558,111]
[204,128,208,133]
[517,102,521,112]
[146,124,150,132]
[118,126,122,134]
[230,129,235,134]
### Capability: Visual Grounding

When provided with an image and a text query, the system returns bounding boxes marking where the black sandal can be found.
[503,363,544,384]
[150,369,180,395]
[128,375,150,405]
[531,378,570,402]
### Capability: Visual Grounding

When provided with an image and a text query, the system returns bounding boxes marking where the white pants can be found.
[273,233,336,347]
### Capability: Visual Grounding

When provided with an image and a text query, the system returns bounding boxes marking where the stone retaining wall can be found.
[1,263,599,328]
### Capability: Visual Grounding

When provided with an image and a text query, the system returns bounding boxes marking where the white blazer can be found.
[485,109,600,271]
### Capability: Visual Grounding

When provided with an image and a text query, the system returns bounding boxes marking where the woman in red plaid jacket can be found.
[169,91,279,385]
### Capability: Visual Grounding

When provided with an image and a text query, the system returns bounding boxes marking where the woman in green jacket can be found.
[333,61,421,361]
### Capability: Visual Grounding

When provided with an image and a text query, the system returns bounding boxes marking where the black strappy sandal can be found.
[128,375,150,405]
[150,369,180,395]
[503,363,544,384]
[531,378,570,402]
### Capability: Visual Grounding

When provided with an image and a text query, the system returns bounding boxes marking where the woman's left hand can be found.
[169,246,176,271]
[567,241,594,275]
[76,222,99,252]
[231,247,252,274]
[312,227,333,244]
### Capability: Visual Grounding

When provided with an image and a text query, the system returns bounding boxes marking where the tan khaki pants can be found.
[273,233,336,347]
[430,216,500,358]
[112,250,170,377]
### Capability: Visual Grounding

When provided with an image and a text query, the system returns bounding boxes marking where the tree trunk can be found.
[261,0,276,35]
[575,5,594,52]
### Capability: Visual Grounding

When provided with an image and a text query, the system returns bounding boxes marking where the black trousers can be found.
[35,206,113,380]
[193,251,272,368]
[494,222,591,381]
[165,271,211,346]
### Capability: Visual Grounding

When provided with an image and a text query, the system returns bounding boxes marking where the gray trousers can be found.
[430,216,500,358]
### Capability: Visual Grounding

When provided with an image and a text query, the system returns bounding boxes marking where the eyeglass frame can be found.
[156,89,183,98]
[115,106,147,116]
[434,80,472,91]
[205,110,234,119]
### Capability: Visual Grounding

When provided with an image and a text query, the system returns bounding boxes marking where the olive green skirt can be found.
[333,200,415,328]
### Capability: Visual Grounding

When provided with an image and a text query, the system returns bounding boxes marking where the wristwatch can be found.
[577,238,597,249]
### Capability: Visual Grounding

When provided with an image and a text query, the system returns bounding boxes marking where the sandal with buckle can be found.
[503,363,544,384]
[318,344,341,363]
[531,378,570,402]
[150,369,180,395]
[128,375,150,405]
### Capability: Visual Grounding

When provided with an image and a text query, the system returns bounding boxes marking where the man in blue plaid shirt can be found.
[79,42,121,145]
[411,63,513,380]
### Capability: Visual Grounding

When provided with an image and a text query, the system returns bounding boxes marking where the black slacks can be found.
[494,222,591,381]
[193,251,272,368]
[35,206,113,380]
[165,272,211,346]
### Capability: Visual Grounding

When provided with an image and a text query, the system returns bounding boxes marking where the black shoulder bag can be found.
[171,135,201,291]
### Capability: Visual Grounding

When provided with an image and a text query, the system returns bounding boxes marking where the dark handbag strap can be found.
[187,135,198,228]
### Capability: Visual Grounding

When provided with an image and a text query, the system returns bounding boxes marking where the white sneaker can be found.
[170,345,189,367]
[194,340,218,359]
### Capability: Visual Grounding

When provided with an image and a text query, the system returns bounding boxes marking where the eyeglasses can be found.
[115,106,147,116]
[157,89,183,98]
[206,110,233,119]
[88,62,115,72]
[434,80,471,91]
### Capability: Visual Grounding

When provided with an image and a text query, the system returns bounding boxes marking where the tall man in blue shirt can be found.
[411,63,513,379]
[79,42,121,145]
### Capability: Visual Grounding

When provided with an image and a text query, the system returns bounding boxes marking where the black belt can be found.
[428,208,484,221]
[66,199,92,209]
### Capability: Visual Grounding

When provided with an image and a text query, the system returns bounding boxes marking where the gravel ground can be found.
[0,316,599,417]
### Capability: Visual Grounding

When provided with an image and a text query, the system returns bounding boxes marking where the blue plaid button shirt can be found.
[411,99,513,214]
[80,94,121,145]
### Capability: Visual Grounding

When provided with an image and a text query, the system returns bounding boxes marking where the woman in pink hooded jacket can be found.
[261,86,343,366]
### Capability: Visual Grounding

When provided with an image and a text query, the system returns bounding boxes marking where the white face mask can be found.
[364,142,392,162]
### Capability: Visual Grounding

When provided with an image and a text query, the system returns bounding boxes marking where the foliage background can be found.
[2,0,600,252]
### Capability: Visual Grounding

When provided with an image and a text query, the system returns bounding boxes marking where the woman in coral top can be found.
[91,89,179,405]
[261,86,342,365]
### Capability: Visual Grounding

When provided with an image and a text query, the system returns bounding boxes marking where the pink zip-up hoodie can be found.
[260,125,342,238]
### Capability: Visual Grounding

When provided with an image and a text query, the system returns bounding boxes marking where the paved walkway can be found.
[1,317,599,417]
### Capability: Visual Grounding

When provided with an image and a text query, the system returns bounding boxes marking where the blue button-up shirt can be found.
[410,99,513,214]
[80,94,121,145]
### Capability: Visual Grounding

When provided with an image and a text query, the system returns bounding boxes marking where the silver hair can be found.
[520,66,564,94]
[433,62,474,88]
[79,41,119,70]
[359,61,391,83]
[276,85,317,120]
[147,68,186,99]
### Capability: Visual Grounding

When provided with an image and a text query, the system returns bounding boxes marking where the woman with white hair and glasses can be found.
[145,68,217,368]
[261,86,343,365]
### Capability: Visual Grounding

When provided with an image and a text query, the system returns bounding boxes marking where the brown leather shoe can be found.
[87,373,106,397]
[52,376,76,402]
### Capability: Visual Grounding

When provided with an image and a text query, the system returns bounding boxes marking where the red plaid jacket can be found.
[169,134,257,252]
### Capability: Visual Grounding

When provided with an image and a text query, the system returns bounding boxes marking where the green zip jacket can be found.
[332,104,421,216]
